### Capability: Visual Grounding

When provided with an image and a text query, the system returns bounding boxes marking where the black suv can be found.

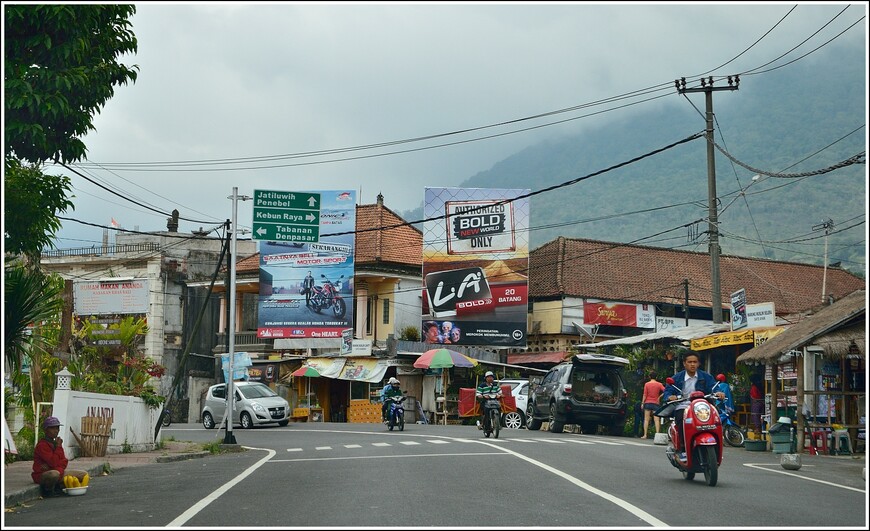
[527,353,629,435]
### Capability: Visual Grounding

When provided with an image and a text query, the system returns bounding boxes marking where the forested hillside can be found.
[403,44,866,277]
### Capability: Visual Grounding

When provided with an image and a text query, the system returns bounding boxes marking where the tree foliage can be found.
[4,4,138,164]
[4,158,74,263]
[4,265,65,374]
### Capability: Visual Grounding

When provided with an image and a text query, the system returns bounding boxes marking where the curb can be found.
[155,451,211,463]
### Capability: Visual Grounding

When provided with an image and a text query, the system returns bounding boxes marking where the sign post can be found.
[252,190,321,242]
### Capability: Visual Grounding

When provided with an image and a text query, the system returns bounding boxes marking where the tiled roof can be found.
[529,236,865,316]
[354,202,422,267]
[233,199,422,275]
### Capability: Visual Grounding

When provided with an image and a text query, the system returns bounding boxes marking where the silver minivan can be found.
[202,381,290,429]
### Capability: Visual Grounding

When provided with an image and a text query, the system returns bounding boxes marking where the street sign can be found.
[252,190,321,242]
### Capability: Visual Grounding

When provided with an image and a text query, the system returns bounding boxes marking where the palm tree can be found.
[4,265,64,408]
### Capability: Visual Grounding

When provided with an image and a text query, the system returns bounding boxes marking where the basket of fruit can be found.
[62,473,90,496]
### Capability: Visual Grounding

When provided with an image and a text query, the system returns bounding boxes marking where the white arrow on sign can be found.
[256,227,268,236]
[307,196,318,207]
[306,213,316,222]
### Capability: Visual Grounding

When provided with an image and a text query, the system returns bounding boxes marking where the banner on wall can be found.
[583,301,656,328]
[74,279,149,315]
[257,190,356,340]
[422,187,530,347]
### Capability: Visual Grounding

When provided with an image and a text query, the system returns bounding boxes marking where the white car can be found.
[201,381,290,429]
[499,379,530,429]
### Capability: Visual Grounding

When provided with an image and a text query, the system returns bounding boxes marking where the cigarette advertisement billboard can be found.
[422,187,529,347]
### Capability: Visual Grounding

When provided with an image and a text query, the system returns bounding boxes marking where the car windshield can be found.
[239,383,278,399]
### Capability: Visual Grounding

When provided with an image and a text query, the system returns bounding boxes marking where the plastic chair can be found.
[809,430,829,455]
[434,396,448,426]
[832,430,853,455]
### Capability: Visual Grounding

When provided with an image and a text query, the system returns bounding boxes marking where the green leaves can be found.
[4,158,74,264]
[4,266,65,373]
[4,4,139,165]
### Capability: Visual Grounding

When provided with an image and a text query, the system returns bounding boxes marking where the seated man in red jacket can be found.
[32,416,87,498]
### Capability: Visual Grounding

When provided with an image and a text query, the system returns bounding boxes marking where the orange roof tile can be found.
[529,236,865,316]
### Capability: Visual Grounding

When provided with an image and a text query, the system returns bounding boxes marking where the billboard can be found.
[730,288,748,331]
[73,279,149,315]
[422,188,529,347]
[584,301,656,328]
[257,190,356,340]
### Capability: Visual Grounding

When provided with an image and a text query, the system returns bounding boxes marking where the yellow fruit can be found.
[81,474,89,487]
[64,475,72,488]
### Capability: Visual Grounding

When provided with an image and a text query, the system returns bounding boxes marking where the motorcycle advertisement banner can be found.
[422,187,530,347]
[257,190,356,340]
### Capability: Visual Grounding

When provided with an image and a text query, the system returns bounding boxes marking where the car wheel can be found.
[548,403,565,433]
[503,411,524,429]
[527,405,542,431]
[240,412,253,429]
[202,412,215,430]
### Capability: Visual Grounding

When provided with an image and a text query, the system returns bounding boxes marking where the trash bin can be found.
[769,416,794,454]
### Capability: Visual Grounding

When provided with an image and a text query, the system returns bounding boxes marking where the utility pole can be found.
[224,187,252,445]
[683,278,690,327]
[676,75,739,324]
[813,218,835,303]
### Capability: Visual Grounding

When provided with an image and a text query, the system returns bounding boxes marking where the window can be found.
[383,298,390,324]
[212,385,225,399]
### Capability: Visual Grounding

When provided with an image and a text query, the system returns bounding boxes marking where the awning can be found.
[336,357,389,383]
[274,338,342,350]
[507,352,569,365]
[397,351,549,374]
[691,328,756,351]
[304,357,347,378]
[579,323,730,348]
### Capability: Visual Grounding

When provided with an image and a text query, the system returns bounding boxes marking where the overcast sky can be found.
[38,2,867,249]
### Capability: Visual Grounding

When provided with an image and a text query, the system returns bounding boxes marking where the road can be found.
[4,423,866,527]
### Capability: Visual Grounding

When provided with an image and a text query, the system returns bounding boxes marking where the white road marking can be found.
[167,446,276,527]
[743,463,866,493]
[315,446,332,450]
[472,440,668,527]
[532,438,566,444]
[588,440,625,446]
[372,442,391,447]
[399,441,421,445]
[286,448,303,452]
[271,452,507,463]
[344,444,362,448]
[427,439,450,444]
[565,439,594,445]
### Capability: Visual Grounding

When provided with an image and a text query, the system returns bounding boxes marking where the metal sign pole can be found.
[224,187,241,445]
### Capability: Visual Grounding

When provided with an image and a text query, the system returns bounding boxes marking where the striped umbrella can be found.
[292,366,321,407]
[413,348,478,369]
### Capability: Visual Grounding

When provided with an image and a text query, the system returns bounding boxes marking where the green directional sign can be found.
[252,190,321,242]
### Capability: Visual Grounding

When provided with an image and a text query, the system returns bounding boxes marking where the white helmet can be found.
[484,371,495,379]
[388,377,400,385]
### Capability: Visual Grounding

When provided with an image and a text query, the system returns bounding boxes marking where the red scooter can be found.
[655,377,724,486]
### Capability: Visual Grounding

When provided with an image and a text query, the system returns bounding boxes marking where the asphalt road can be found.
[4,423,866,528]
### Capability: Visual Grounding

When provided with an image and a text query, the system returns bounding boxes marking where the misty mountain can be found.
[401,44,866,276]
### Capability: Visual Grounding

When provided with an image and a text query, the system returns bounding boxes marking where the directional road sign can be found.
[252,190,321,242]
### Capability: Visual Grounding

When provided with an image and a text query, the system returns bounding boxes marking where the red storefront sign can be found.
[583,302,638,326]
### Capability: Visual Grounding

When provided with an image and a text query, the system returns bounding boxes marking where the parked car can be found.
[527,353,629,435]
[498,379,529,429]
[202,381,290,429]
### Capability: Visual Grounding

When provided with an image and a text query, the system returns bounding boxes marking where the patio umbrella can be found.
[413,348,478,369]
[292,366,321,407]
[414,348,478,403]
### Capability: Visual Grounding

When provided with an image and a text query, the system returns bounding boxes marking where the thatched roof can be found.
[813,324,865,358]
[737,290,866,364]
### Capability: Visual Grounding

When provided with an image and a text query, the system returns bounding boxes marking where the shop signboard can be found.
[584,300,656,328]
[73,279,149,316]
[730,288,748,331]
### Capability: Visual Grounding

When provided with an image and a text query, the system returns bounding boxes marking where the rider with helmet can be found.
[475,371,503,430]
[382,377,403,423]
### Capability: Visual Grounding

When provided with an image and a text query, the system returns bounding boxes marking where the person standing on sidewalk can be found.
[641,371,665,439]
[31,416,87,498]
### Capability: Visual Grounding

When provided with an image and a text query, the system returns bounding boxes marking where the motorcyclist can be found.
[475,371,503,430]
[382,377,403,423]
[662,353,724,459]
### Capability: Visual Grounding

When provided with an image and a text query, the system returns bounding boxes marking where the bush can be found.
[398,326,420,342]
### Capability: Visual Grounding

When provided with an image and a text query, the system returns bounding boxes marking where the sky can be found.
[24,2,868,250]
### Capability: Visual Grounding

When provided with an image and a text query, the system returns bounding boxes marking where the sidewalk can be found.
[3,441,212,508]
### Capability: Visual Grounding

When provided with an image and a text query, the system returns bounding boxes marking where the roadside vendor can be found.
[32,417,87,498]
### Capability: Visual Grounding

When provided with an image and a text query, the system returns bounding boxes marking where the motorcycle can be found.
[712,374,745,447]
[386,394,406,432]
[478,392,502,439]
[655,377,723,487]
[308,274,347,319]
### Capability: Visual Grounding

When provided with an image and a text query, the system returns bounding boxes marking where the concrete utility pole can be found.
[675,75,739,324]
[813,218,835,303]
